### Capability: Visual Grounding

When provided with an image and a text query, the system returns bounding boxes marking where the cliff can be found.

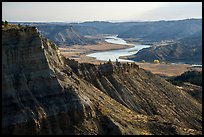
[2,25,202,135]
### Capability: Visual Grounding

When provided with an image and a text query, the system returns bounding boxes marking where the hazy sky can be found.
[2,2,202,22]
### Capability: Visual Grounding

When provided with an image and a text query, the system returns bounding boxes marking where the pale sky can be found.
[2,2,202,22]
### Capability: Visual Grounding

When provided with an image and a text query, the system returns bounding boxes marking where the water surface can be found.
[87,35,150,62]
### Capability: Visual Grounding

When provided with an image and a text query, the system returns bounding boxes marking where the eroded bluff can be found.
[2,26,202,135]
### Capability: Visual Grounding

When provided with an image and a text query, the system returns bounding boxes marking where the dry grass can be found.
[135,62,201,77]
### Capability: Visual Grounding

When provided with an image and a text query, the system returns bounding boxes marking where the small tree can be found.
[116,58,120,66]
[4,20,8,26]
[2,20,4,25]
[107,59,112,64]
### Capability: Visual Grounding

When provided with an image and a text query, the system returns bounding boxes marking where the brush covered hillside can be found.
[2,25,202,135]
[33,24,97,46]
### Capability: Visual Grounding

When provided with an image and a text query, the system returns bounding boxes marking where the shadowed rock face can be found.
[2,25,202,135]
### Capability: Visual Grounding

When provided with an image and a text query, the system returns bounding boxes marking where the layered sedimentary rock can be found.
[66,59,202,131]
[2,25,202,135]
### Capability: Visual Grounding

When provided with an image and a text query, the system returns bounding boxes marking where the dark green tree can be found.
[5,20,8,26]
[116,58,120,66]
[108,59,112,64]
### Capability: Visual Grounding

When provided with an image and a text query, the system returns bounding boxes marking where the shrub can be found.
[153,60,159,63]
[141,60,145,63]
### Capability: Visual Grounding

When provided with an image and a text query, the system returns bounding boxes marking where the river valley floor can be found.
[59,42,133,64]
[59,42,201,77]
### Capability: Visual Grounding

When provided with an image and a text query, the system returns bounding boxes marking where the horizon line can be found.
[4,18,202,23]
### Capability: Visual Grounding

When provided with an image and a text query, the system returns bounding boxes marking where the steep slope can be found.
[175,83,202,104]
[71,25,99,36]
[2,25,136,135]
[36,24,96,46]
[2,25,202,135]
[66,59,202,132]
[168,71,202,103]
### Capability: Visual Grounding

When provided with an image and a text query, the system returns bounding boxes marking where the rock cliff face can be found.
[2,25,202,135]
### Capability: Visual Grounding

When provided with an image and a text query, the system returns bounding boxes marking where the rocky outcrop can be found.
[2,25,202,135]
[66,59,202,132]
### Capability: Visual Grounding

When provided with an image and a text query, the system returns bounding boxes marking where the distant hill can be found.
[70,19,202,43]
[118,19,202,42]
[168,71,202,86]
[13,19,202,42]
[35,24,97,46]
[12,19,202,64]
[125,30,202,64]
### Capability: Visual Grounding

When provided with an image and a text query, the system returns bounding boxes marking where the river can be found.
[87,35,150,62]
